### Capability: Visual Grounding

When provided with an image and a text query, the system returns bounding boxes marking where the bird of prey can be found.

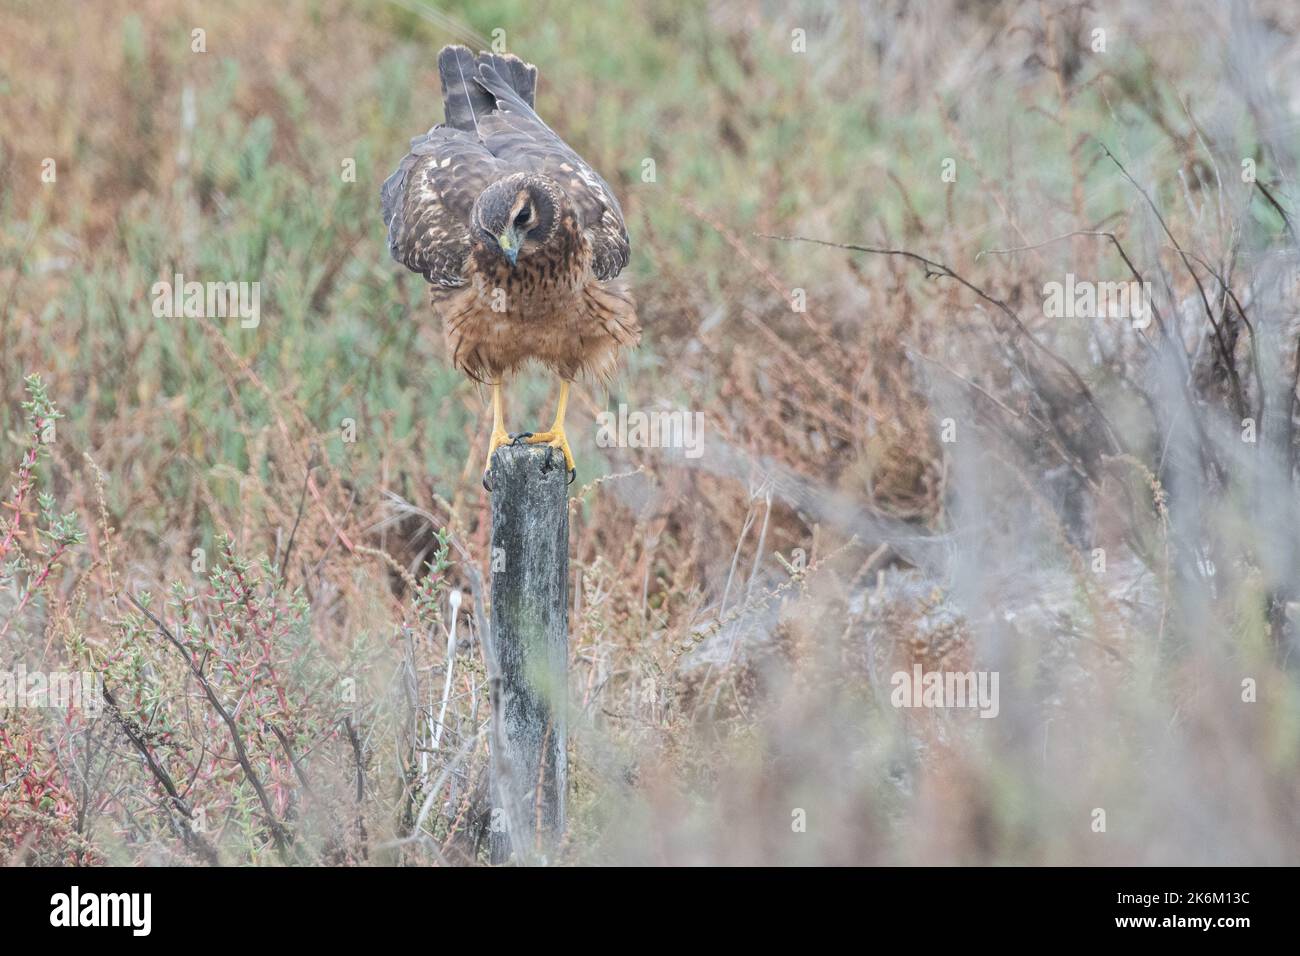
[381,45,639,486]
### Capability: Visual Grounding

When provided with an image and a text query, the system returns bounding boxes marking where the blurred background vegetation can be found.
[2,0,1299,865]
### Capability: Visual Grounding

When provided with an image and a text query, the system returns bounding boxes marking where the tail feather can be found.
[475,51,537,108]
[437,45,494,132]
[438,45,542,132]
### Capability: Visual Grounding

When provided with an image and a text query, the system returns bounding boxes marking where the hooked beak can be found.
[498,228,521,267]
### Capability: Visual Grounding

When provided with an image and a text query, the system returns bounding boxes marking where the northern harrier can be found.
[381,45,639,486]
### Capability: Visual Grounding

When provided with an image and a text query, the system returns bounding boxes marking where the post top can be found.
[489,442,571,488]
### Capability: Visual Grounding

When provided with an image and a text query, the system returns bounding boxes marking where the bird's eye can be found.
[514,207,531,228]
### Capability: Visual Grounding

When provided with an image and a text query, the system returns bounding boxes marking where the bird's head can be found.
[471,173,565,267]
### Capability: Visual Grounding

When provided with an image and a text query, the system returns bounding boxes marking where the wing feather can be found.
[381,127,499,287]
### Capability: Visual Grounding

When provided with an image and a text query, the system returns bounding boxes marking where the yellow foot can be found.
[513,428,576,483]
[483,429,511,491]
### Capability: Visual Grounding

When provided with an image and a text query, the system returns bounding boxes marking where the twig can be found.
[758,231,1127,458]
[279,450,317,582]
[432,590,461,752]
[267,722,311,793]
[1254,179,1298,244]
[1095,140,1244,418]
[102,682,221,866]
[128,593,292,859]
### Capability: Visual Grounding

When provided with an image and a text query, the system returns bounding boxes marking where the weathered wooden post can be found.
[487,443,569,863]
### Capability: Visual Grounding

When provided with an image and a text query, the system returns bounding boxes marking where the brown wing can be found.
[381,127,501,288]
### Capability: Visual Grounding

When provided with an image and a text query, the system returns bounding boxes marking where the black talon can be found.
[482,470,493,493]
[541,445,555,473]
[567,468,576,485]
[510,432,534,445]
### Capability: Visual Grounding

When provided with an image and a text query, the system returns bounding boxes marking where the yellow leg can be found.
[520,380,576,478]
[484,382,510,485]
